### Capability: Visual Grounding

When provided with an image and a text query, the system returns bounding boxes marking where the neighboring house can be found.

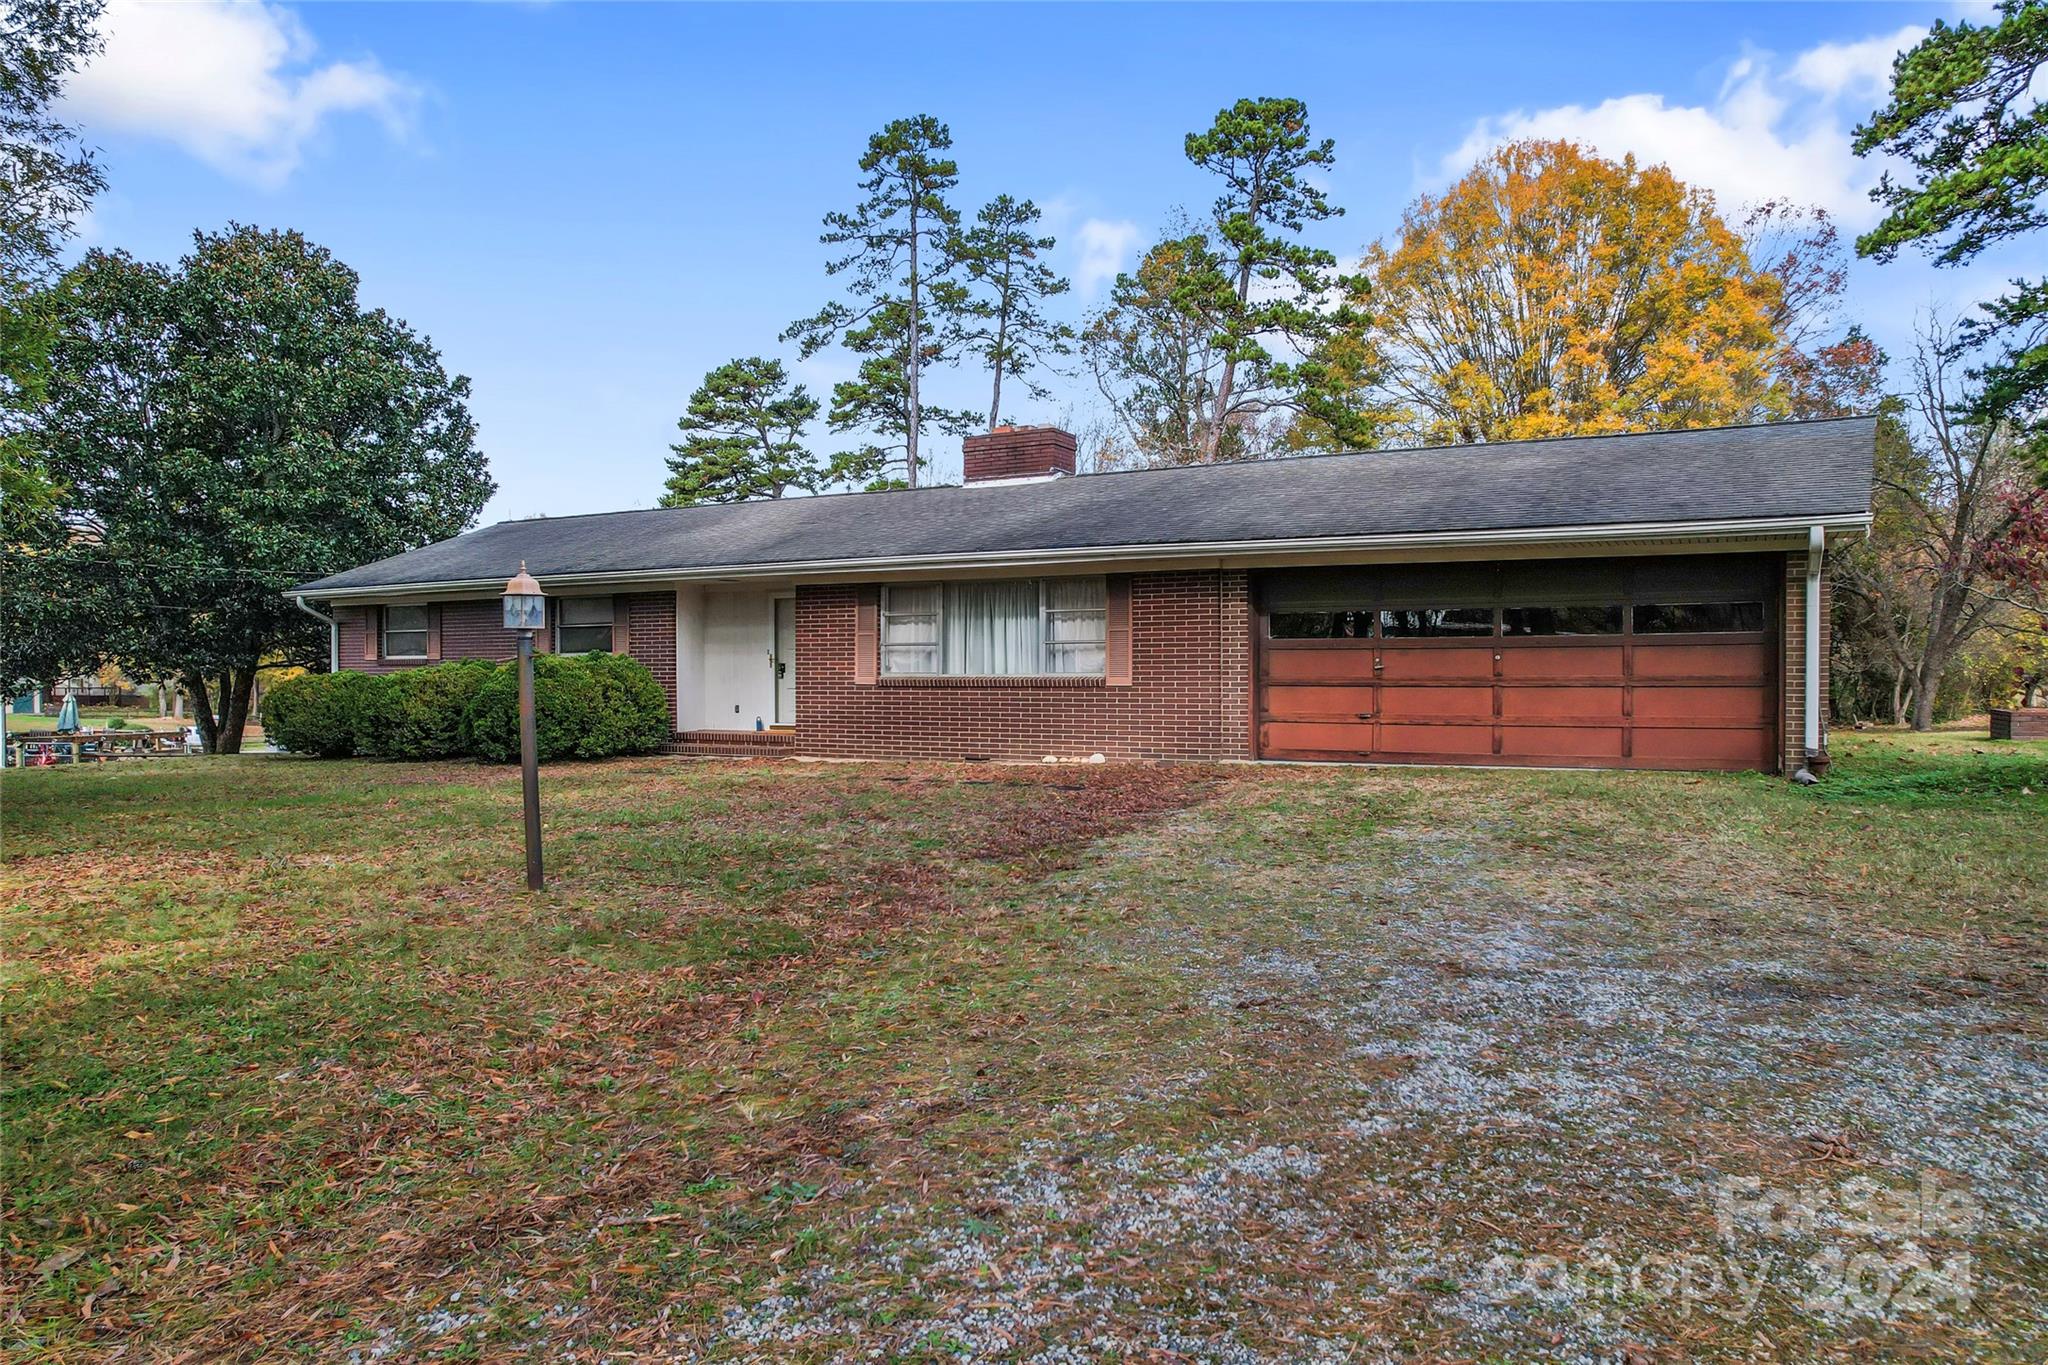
[293,418,1874,776]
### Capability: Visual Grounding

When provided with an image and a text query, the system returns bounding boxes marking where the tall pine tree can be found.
[1183,97,1370,459]
[825,300,978,490]
[784,115,963,487]
[956,195,1074,430]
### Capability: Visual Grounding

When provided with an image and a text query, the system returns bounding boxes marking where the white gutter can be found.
[1803,524,1825,760]
[301,512,1873,601]
[293,595,339,673]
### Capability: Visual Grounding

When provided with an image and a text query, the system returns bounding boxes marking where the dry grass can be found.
[3,731,2043,1361]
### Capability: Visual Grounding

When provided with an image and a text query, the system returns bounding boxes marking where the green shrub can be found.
[260,671,388,758]
[461,652,670,763]
[578,651,671,757]
[462,654,601,762]
[105,716,129,730]
[362,660,495,760]
[264,654,670,763]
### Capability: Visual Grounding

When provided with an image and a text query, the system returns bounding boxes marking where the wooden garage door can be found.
[1256,557,1777,771]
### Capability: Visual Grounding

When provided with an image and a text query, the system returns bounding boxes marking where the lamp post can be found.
[502,563,547,891]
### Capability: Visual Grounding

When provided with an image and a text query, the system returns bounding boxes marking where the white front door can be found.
[773,597,796,725]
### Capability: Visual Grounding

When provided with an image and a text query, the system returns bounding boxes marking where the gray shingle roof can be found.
[295,416,1875,595]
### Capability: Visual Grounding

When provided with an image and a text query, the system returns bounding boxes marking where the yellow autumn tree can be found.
[1364,140,1786,444]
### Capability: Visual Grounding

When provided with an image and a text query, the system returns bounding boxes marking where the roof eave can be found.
[292,512,1872,603]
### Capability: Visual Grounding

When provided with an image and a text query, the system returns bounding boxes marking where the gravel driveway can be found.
[707,768,2047,1362]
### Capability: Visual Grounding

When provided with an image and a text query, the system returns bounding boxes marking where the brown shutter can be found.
[611,594,630,653]
[426,605,443,661]
[533,598,552,654]
[1105,575,1132,686]
[853,587,879,685]
[362,607,379,661]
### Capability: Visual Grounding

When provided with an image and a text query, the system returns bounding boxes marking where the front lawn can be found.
[3,733,2043,1360]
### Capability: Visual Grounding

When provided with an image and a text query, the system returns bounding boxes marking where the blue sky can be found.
[64,1,2017,522]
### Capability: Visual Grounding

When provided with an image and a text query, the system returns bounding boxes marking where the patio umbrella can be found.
[55,694,80,733]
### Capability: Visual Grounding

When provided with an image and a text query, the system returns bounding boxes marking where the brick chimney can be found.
[961,425,1076,485]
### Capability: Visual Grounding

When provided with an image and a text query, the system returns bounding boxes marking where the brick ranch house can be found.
[293,417,1875,777]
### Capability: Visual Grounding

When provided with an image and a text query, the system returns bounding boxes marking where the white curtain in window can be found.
[944,580,1039,675]
[882,585,941,673]
[1044,578,1106,674]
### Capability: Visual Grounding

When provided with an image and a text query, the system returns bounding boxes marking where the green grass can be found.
[2,736,2040,1360]
[5,709,176,732]
[1817,726,2048,805]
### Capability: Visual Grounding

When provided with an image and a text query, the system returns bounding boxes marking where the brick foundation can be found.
[793,570,1256,762]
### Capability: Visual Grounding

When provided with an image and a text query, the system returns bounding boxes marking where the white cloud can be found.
[1436,25,1928,225]
[65,0,421,187]
[1788,26,1923,101]
[1073,217,1140,297]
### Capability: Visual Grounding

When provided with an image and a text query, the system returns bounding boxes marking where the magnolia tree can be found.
[6,226,493,752]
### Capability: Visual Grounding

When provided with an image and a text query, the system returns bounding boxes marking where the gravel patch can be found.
[699,789,2044,1360]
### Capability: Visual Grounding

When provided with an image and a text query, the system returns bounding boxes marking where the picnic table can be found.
[5,727,193,767]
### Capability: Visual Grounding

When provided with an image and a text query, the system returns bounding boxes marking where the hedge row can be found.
[260,654,670,762]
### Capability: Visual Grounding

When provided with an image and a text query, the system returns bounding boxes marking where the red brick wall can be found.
[623,591,678,728]
[961,426,1077,482]
[793,570,1255,761]
[337,601,517,673]
[334,593,680,728]
[1779,550,1830,775]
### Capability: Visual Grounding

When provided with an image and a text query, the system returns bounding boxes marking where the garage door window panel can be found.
[1503,605,1622,636]
[1270,609,1372,639]
[1634,601,1766,634]
[1379,607,1495,638]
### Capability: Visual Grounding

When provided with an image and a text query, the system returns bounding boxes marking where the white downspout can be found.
[1804,526,1823,755]
[294,595,339,673]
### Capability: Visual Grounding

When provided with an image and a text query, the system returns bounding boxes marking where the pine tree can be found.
[661,357,824,506]
[1183,97,1369,459]
[825,300,978,489]
[956,196,1074,430]
[784,115,963,488]
[1854,0,2046,471]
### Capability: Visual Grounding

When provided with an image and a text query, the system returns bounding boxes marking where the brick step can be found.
[664,729,797,758]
